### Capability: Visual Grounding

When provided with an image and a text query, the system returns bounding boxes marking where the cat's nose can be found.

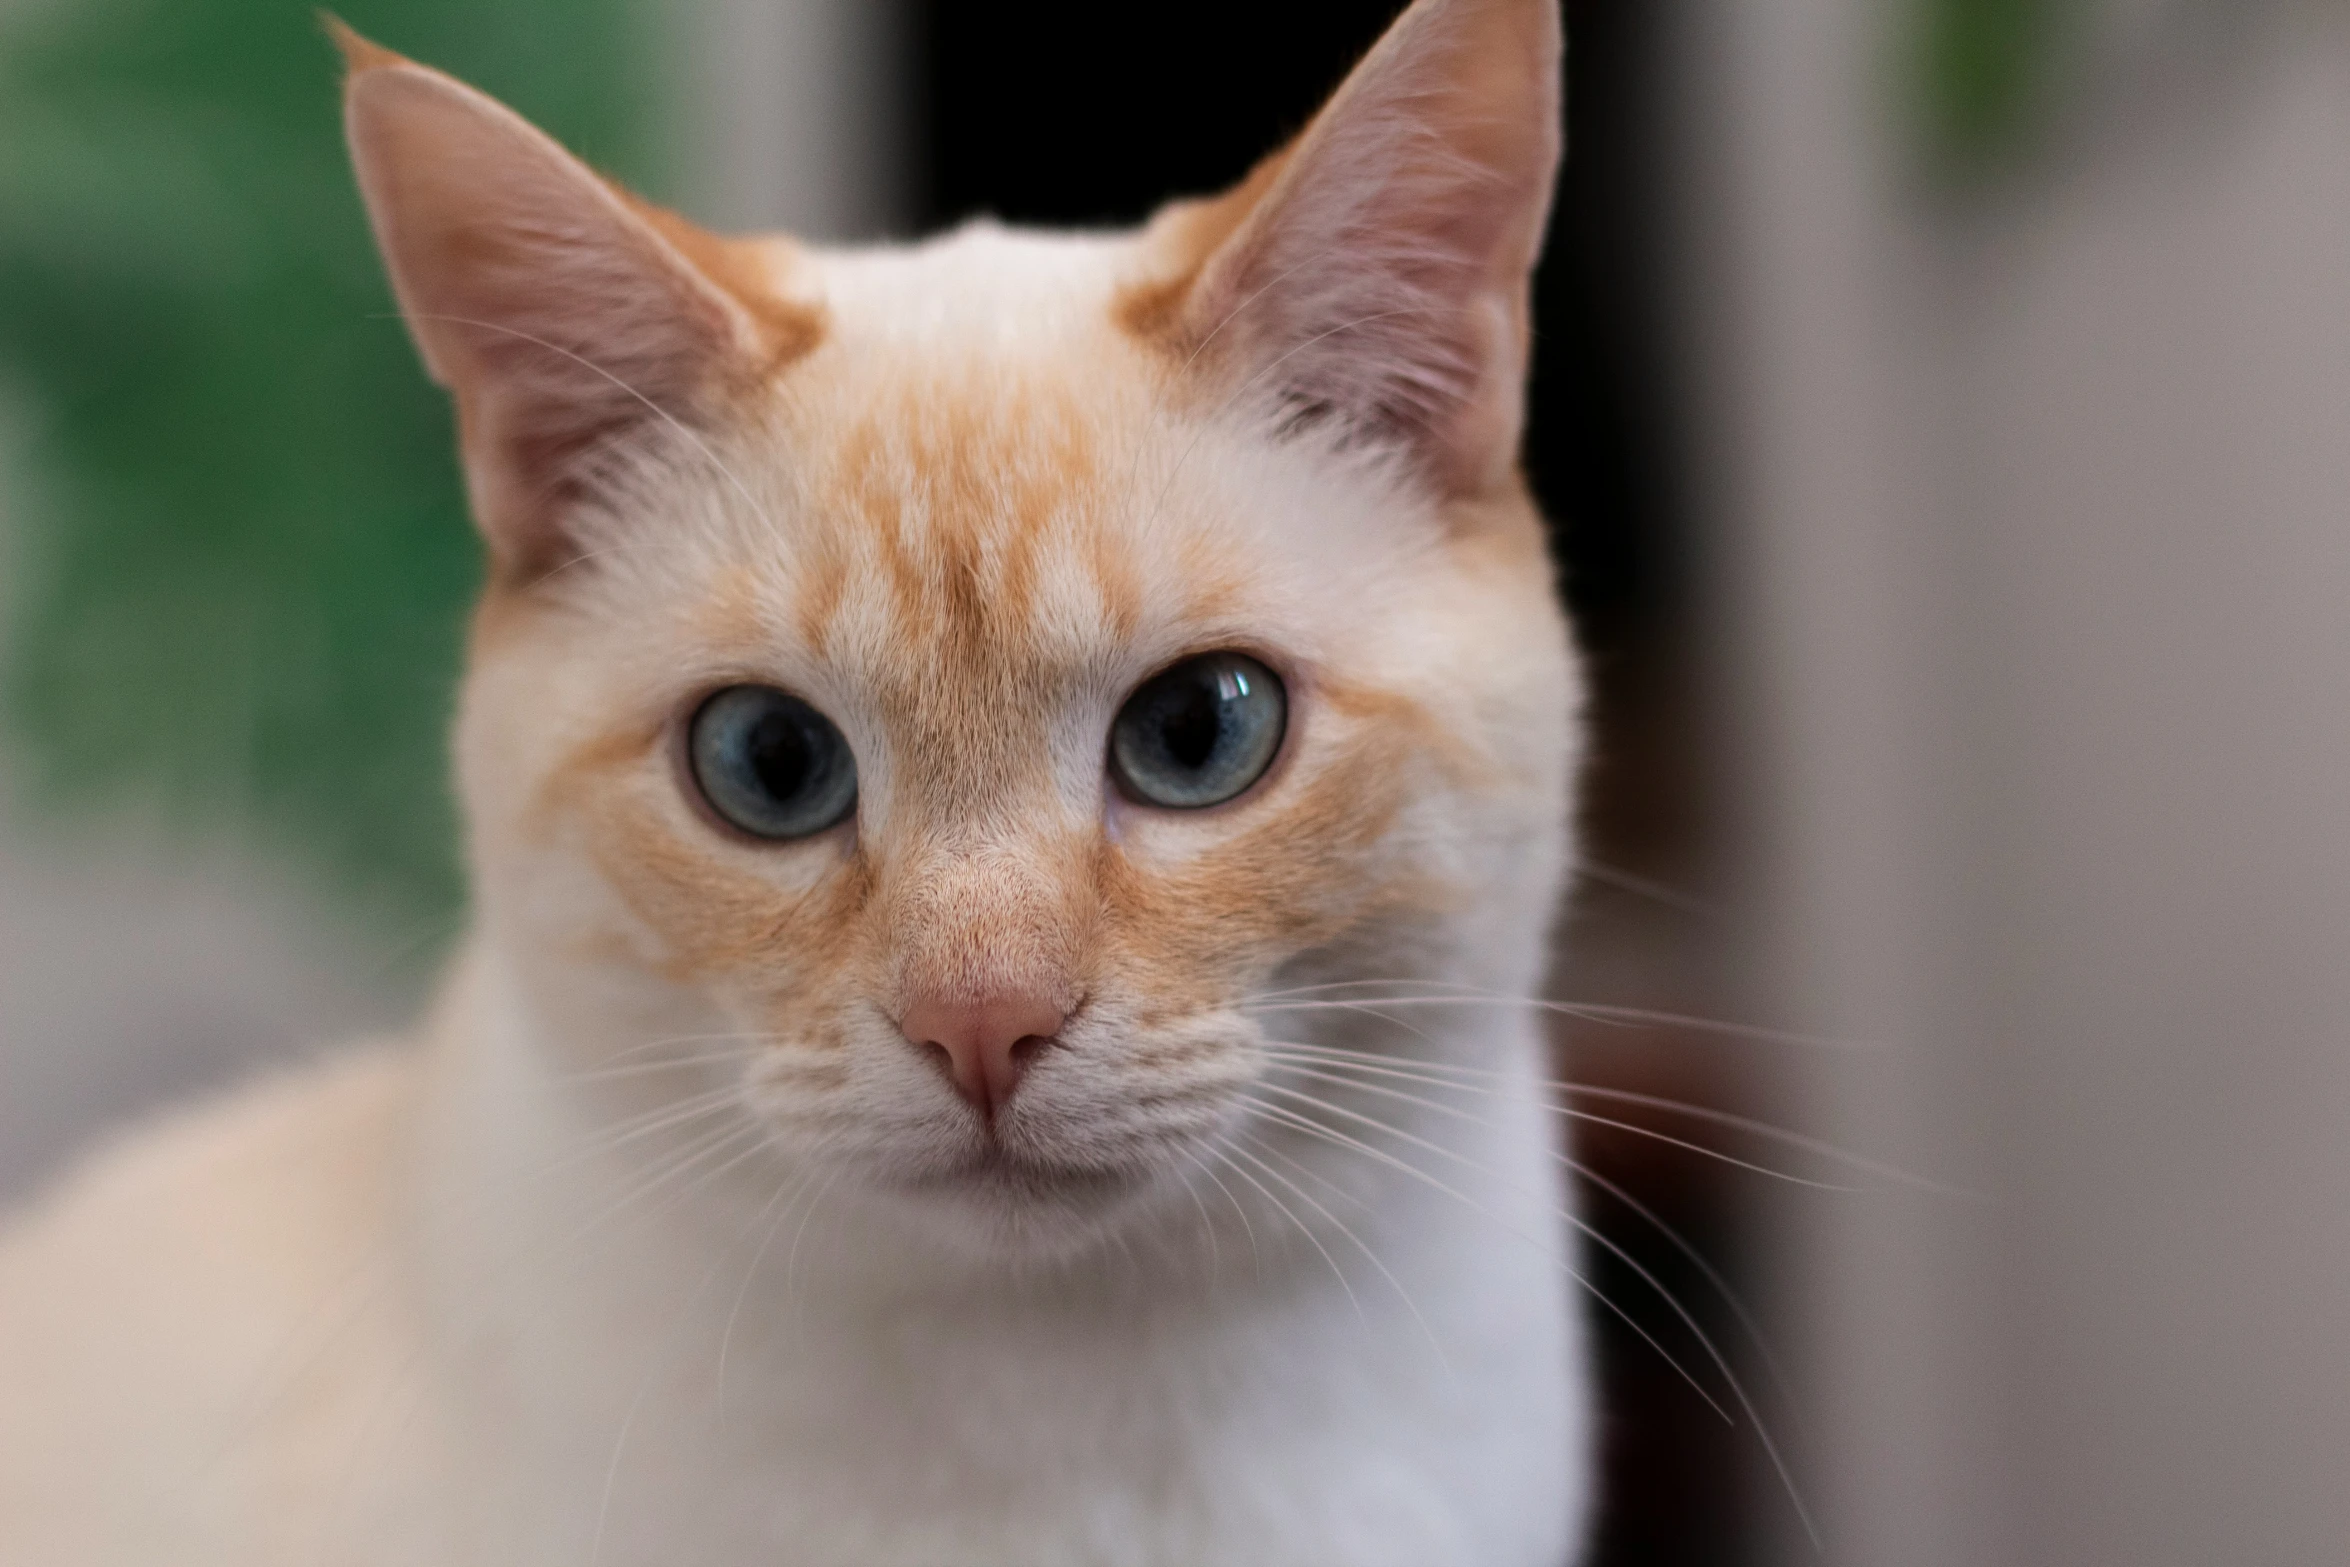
[900,995,1065,1119]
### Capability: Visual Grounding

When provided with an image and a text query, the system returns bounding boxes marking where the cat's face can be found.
[344,0,1573,1250]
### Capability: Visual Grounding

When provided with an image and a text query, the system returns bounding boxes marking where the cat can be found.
[0,0,1586,1561]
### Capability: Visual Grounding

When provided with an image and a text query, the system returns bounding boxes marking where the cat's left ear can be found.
[334,24,816,580]
[1128,0,1562,499]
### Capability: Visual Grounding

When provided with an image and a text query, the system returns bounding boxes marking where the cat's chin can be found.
[874,1146,1174,1259]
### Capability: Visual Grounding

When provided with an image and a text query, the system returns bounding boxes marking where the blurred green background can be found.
[1917,0,2071,175]
[0,0,663,927]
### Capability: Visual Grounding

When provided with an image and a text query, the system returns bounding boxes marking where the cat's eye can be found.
[1110,652,1287,810]
[686,685,858,841]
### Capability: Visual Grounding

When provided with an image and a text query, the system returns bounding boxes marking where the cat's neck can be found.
[390,931,1573,1558]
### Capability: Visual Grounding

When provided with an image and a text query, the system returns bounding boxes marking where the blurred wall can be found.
[1690,2,2350,1562]
[678,0,908,238]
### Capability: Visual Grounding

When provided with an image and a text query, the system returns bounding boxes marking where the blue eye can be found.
[687,685,858,841]
[1111,653,1287,809]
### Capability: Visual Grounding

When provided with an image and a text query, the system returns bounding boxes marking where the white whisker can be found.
[1237,1091,1731,1425]
[1244,991,1871,1053]
[564,1048,761,1086]
[778,1170,841,1349]
[713,1172,813,1424]
[1569,858,1721,918]
[1243,1083,1821,1543]
[1568,1158,1802,1422]
[1263,1031,1808,1406]
[1231,1135,1455,1380]
[1264,1037,1957,1194]
[576,1031,773,1071]
[1258,1049,1858,1191]
[590,1129,779,1567]
[1210,1147,1367,1331]
[1171,1147,1225,1282]
[553,1117,767,1260]
[1184,1148,1263,1285]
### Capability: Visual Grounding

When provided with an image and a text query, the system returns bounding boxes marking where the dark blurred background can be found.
[14,4,2350,1566]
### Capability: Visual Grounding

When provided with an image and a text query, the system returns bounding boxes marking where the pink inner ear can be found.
[1172,0,1563,498]
[342,53,807,580]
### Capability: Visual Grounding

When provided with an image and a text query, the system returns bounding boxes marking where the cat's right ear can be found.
[335,24,817,580]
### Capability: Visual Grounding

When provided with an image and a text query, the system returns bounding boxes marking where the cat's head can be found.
[342,0,1576,1252]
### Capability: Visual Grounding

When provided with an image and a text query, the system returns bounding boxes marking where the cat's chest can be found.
[440,1242,1579,1567]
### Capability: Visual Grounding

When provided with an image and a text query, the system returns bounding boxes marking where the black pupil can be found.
[746,707,816,800]
[1159,678,1227,771]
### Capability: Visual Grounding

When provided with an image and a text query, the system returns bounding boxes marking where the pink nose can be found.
[900,995,1066,1119]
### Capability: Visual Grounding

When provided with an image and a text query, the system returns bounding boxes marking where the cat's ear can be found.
[335,24,817,579]
[1128,0,1561,499]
